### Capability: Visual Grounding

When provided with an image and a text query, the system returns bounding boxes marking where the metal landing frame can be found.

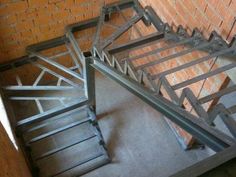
[88,0,236,151]
[69,0,236,174]
[0,16,110,177]
[0,0,236,176]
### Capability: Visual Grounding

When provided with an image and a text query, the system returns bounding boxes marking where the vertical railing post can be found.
[84,57,96,113]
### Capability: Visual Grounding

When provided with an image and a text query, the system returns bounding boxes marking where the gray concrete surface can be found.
[81,73,214,177]
[14,72,221,177]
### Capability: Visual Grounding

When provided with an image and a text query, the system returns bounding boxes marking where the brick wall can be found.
[0,0,117,63]
[1,0,235,148]
[139,0,236,41]
[132,0,236,148]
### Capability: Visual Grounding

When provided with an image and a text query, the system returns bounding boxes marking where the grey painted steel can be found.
[171,145,236,177]
[84,58,96,112]
[27,118,90,144]
[3,86,76,91]
[135,42,211,70]
[108,32,165,54]
[91,58,236,152]
[220,113,236,138]
[180,88,210,124]
[23,105,88,134]
[120,36,196,63]
[29,52,84,82]
[228,105,236,114]
[50,153,108,177]
[31,62,82,88]
[151,46,236,80]
[9,96,71,101]
[172,63,236,90]
[100,14,143,49]
[26,36,69,52]
[16,99,88,128]
[198,85,236,104]
[35,135,97,161]
[0,0,235,176]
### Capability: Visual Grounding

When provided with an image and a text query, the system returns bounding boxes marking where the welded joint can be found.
[209,31,229,51]
[144,6,165,32]
[177,25,189,38]
[180,88,210,124]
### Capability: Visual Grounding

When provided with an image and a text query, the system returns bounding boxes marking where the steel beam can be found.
[91,58,235,152]
[171,145,236,177]
[151,46,235,80]
[31,62,82,88]
[27,118,90,144]
[135,42,211,70]
[51,153,108,177]
[29,53,84,82]
[100,14,143,49]
[26,36,69,52]
[121,36,196,63]
[108,32,165,54]
[84,57,96,112]
[35,135,97,161]
[16,98,88,128]
[3,86,75,91]
[198,85,236,104]
[172,63,236,90]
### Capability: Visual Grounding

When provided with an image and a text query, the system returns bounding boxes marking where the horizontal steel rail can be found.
[35,135,97,161]
[101,14,143,49]
[3,86,76,91]
[91,57,236,152]
[135,42,211,70]
[0,1,235,176]
[120,36,197,63]
[198,85,236,104]
[172,63,236,90]
[171,144,236,177]
[151,46,236,80]
[108,32,165,54]
[27,118,90,144]
[29,53,84,82]
[16,98,88,128]
[51,153,108,177]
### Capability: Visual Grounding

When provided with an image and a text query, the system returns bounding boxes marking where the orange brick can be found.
[3,15,17,25]
[207,0,219,9]
[205,5,222,27]
[216,1,235,24]
[15,20,34,31]
[176,1,189,25]
[49,0,63,4]
[28,0,48,8]
[0,4,10,16]
[0,25,15,35]
[194,0,208,12]
[228,24,236,42]
[180,0,196,15]
[229,0,236,12]
[34,12,52,25]
[52,10,70,21]
[219,21,233,41]
[8,1,28,12]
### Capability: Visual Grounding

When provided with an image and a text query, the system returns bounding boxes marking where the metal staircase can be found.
[0,0,236,176]
[0,27,110,176]
[89,0,236,149]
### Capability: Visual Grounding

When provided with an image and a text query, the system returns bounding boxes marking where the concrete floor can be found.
[13,71,226,177]
[81,73,214,177]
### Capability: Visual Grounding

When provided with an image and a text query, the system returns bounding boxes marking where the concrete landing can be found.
[83,73,214,177]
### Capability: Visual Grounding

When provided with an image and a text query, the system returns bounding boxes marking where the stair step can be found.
[26,118,91,144]
[36,136,106,177]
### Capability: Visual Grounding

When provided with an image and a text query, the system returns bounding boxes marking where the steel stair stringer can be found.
[0,1,236,176]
